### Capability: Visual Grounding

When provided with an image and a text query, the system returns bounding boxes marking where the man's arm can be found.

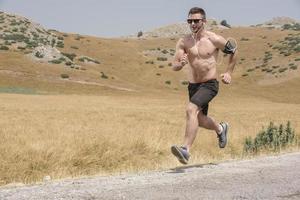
[172,38,188,71]
[211,34,238,84]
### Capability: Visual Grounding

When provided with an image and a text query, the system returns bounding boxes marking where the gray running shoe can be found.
[217,122,228,148]
[171,145,190,165]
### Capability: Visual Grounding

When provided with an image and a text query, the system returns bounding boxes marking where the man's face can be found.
[187,13,206,33]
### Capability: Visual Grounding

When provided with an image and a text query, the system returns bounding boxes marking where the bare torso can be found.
[183,31,219,83]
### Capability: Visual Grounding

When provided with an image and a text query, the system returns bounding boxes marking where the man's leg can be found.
[197,112,222,133]
[183,102,200,150]
[198,112,229,148]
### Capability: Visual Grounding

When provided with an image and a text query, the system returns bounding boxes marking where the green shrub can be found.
[244,121,296,154]
[181,81,189,85]
[272,65,280,69]
[157,57,167,61]
[242,73,249,77]
[145,60,154,64]
[220,20,231,28]
[49,59,63,64]
[278,68,288,73]
[100,72,108,79]
[62,52,76,61]
[17,46,26,50]
[56,41,64,48]
[0,46,9,50]
[60,74,69,79]
[71,46,79,49]
[2,33,27,42]
[290,65,298,70]
[78,56,100,64]
[161,49,168,54]
[165,80,171,85]
[65,61,73,66]
[240,37,249,41]
[35,51,44,58]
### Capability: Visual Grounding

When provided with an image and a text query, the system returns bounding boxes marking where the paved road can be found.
[1,152,300,200]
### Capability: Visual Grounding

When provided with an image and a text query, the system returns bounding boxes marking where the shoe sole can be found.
[171,146,188,165]
[219,122,229,148]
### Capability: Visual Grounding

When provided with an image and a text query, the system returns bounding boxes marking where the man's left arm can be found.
[211,34,238,84]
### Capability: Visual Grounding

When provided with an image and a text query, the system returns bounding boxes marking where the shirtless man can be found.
[171,7,238,164]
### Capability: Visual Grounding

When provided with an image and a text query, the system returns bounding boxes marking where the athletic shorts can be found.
[188,79,219,115]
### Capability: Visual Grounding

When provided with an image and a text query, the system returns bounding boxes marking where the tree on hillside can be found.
[137,31,143,37]
[220,20,231,28]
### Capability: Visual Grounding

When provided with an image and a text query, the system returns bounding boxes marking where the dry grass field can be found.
[0,91,299,185]
[0,13,300,185]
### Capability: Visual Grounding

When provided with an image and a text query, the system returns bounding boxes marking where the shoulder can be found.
[206,31,225,44]
[177,35,192,47]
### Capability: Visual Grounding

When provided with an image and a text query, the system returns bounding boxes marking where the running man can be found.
[171,7,238,164]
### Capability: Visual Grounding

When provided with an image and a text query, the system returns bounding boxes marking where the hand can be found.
[180,53,188,66]
[220,72,232,84]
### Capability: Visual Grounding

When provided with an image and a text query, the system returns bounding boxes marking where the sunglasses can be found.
[187,19,204,24]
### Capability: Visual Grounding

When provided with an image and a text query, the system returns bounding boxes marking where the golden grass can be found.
[0,92,299,185]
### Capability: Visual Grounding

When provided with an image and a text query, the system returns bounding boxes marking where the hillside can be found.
[1,12,300,102]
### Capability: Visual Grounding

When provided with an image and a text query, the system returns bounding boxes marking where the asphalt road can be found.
[1,152,300,200]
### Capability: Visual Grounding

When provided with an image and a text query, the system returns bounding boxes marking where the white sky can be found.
[1,0,299,37]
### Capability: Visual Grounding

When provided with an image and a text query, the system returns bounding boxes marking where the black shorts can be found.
[188,79,219,115]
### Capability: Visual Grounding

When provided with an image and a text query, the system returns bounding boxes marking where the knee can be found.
[186,103,199,118]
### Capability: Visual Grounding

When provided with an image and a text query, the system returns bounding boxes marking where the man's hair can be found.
[188,7,206,19]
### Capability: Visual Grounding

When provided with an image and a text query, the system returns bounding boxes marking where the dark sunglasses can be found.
[187,19,204,24]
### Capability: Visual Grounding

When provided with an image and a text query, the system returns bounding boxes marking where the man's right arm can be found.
[172,38,187,71]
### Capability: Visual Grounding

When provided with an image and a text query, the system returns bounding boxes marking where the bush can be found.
[78,56,100,64]
[181,81,189,85]
[61,52,76,61]
[161,49,168,54]
[35,51,44,58]
[145,60,154,64]
[157,57,167,61]
[65,61,73,66]
[100,72,108,79]
[165,80,171,85]
[220,20,231,28]
[60,74,69,79]
[0,45,9,50]
[56,41,64,48]
[137,31,143,37]
[17,46,26,50]
[240,37,249,41]
[49,59,63,64]
[290,65,298,70]
[278,67,288,73]
[244,121,296,154]
[2,34,27,42]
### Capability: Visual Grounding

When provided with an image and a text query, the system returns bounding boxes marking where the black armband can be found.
[222,40,236,54]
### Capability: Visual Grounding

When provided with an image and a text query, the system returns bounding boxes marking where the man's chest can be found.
[186,38,217,58]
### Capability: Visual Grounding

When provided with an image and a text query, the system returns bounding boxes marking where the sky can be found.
[0,0,299,37]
